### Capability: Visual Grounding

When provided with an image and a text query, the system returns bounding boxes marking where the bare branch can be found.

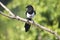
[0,2,15,16]
[0,11,12,18]
[0,11,60,40]
[0,2,60,40]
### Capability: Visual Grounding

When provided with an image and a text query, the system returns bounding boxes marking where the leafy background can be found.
[0,0,60,40]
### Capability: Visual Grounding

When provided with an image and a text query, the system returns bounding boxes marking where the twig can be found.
[0,2,60,40]
[0,2,15,16]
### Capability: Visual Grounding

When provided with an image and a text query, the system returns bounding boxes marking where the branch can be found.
[0,2,15,16]
[0,2,60,40]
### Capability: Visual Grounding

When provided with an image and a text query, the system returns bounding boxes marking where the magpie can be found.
[24,5,36,32]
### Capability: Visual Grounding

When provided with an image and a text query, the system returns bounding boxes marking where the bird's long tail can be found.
[24,18,31,32]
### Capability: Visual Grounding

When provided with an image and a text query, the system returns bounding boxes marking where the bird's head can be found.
[26,5,34,12]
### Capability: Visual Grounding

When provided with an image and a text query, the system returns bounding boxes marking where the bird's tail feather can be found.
[24,23,31,32]
[24,18,32,32]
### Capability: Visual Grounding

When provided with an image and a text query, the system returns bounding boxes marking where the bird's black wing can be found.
[34,10,36,15]
[25,11,28,15]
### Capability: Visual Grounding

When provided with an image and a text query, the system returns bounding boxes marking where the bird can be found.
[24,5,36,32]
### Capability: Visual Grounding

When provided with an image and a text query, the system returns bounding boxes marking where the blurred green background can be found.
[0,0,60,40]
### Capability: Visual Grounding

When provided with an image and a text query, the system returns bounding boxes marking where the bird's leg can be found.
[27,19,29,22]
[26,18,30,24]
[32,20,34,23]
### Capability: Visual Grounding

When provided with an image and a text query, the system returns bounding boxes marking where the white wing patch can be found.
[27,12,34,18]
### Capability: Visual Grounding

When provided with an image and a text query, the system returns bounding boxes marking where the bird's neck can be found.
[28,10,34,14]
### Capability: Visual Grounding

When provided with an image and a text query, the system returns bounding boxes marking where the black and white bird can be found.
[24,5,36,32]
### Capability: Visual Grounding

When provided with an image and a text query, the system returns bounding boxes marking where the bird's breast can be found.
[27,12,34,18]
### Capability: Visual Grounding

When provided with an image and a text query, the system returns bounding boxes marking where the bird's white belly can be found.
[27,13,34,18]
